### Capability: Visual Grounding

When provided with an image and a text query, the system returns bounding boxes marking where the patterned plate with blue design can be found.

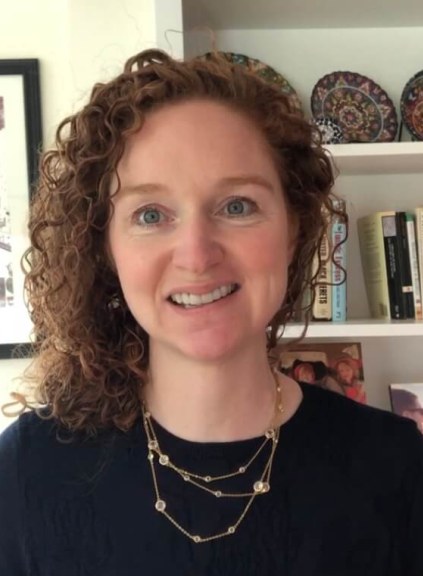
[311,71,398,143]
[401,70,423,141]
[201,52,303,117]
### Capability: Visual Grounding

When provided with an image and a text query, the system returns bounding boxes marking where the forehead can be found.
[117,99,279,184]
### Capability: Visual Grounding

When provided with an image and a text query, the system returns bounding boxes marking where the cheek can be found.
[242,229,290,287]
[111,242,154,296]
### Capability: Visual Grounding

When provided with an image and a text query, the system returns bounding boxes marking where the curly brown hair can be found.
[11,49,340,435]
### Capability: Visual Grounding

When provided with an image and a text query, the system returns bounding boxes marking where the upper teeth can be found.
[170,284,236,306]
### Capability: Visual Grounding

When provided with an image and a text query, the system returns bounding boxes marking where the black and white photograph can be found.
[390,383,423,434]
[0,60,42,358]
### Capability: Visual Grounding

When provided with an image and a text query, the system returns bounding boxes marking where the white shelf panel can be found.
[183,0,423,30]
[326,142,423,175]
[282,320,423,339]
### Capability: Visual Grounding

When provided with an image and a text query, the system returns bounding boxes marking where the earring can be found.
[107,295,121,310]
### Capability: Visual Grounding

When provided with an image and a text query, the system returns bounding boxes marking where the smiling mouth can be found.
[168,283,240,308]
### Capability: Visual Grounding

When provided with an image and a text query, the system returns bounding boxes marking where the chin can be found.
[175,341,238,363]
[173,329,264,364]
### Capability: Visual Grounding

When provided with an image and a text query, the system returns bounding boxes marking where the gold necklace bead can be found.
[141,368,283,543]
[155,499,167,512]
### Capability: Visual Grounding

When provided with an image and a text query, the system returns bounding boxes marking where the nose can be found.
[172,215,224,274]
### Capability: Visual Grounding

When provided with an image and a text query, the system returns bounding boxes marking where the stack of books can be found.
[304,198,348,322]
[357,208,423,320]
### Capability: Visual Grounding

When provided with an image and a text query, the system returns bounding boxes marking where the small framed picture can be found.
[389,383,423,434]
[0,59,42,359]
[275,341,367,404]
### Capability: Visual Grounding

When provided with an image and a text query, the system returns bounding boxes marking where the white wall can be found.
[0,0,183,432]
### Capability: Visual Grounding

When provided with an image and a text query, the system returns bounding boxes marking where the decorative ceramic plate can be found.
[201,52,303,117]
[313,117,344,144]
[401,70,423,140]
[311,71,398,143]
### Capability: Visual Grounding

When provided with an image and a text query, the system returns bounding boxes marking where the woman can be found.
[333,356,366,403]
[0,49,422,575]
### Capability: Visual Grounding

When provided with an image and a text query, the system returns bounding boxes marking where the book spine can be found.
[382,214,406,319]
[416,207,423,311]
[312,231,332,320]
[357,214,390,319]
[396,211,415,318]
[405,212,422,320]
[331,209,347,322]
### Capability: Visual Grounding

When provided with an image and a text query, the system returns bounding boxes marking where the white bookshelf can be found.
[163,0,423,409]
[182,0,423,30]
[284,320,423,339]
[327,142,423,175]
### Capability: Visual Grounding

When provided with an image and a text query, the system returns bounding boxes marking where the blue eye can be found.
[135,207,164,226]
[224,197,256,217]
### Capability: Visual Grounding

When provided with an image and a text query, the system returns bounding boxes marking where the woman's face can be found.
[108,99,296,363]
[296,364,315,383]
[337,362,355,384]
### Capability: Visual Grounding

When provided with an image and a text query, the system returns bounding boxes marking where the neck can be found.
[143,345,280,443]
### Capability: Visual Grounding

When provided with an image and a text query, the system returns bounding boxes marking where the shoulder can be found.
[0,410,72,458]
[299,380,419,433]
[297,382,423,468]
[0,409,135,485]
[0,410,51,456]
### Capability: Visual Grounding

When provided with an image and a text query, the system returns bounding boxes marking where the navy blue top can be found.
[1,382,423,576]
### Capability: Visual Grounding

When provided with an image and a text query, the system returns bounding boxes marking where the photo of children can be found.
[274,341,367,404]
[390,384,423,434]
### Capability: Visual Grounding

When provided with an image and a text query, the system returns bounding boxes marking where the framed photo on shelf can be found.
[0,59,42,359]
[274,341,367,404]
[389,383,423,434]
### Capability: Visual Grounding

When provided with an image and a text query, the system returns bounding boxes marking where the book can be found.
[396,211,415,318]
[275,341,366,404]
[389,383,423,434]
[357,212,390,319]
[415,207,423,313]
[405,212,422,320]
[382,212,406,319]
[331,199,347,322]
[311,222,332,321]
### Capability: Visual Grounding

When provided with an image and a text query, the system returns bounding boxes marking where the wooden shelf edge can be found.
[325,142,423,175]
[281,320,423,339]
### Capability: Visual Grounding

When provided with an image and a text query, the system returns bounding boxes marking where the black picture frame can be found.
[0,59,42,359]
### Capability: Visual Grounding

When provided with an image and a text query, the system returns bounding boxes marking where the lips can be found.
[168,283,239,308]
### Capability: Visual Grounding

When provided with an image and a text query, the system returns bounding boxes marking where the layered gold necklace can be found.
[141,370,283,544]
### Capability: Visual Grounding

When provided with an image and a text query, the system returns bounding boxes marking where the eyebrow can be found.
[117,182,168,197]
[118,174,276,198]
[216,175,276,194]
